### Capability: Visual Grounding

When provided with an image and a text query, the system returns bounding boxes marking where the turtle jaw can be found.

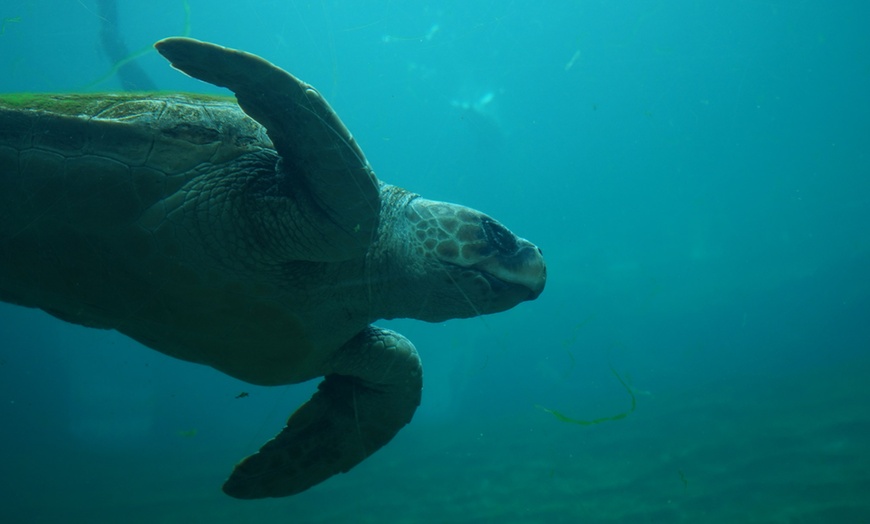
[473,242,546,302]
[478,271,541,308]
[441,242,547,317]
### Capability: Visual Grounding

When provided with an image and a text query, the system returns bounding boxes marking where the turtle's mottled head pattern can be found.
[401,197,546,321]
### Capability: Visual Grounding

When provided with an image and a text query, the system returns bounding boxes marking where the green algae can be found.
[0,92,234,117]
[0,16,21,36]
[537,365,637,425]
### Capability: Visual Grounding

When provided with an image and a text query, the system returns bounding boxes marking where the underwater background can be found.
[1,1,869,522]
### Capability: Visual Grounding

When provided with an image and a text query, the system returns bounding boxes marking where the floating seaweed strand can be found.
[536,365,637,425]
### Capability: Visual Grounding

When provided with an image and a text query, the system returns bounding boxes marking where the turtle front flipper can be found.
[154,37,380,259]
[222,327,422,499]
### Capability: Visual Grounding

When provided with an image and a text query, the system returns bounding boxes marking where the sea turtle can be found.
[0,38,546,498]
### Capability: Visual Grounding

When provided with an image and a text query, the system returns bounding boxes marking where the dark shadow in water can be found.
[95,0,156,91]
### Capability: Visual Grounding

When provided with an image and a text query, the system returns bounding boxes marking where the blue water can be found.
[1,1,869,522]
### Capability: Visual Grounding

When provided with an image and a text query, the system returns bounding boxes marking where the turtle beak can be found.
[520,245,546,300]
[477,242,546,301]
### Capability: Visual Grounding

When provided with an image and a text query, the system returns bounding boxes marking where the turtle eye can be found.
[483,219,518,255]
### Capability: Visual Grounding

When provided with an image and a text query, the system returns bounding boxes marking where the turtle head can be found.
[399,197,546,321]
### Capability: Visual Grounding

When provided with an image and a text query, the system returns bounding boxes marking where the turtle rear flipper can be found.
[223,327,422,498]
